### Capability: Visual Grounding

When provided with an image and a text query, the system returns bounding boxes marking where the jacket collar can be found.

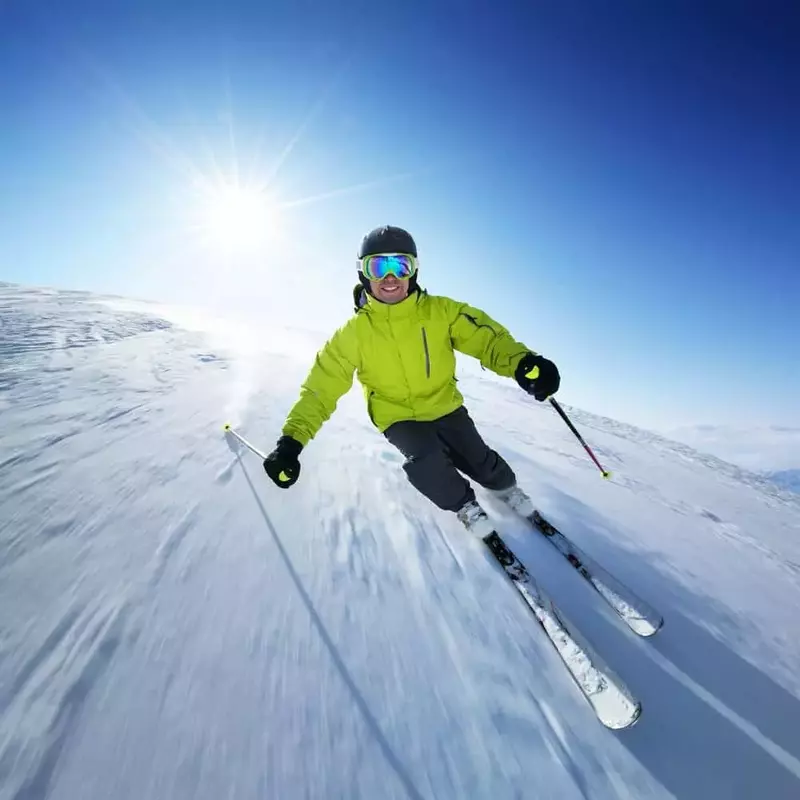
[362,289,424,319]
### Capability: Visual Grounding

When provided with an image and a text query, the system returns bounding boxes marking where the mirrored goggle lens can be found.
[361,254,417,281]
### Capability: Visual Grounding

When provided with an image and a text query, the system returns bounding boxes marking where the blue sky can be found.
[1,0,798,432]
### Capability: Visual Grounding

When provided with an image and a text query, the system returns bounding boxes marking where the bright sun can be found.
[196,182,282,254]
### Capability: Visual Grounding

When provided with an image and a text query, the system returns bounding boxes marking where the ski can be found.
[527,511,663,637]
[482,530,641,730]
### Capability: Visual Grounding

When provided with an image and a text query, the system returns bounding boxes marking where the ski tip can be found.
[222,422,232,432]
[603,701,642,731]
[626,616,664,637]
[624,702,643,729]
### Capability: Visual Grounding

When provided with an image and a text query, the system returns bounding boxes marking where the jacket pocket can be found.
[421,327,431,378]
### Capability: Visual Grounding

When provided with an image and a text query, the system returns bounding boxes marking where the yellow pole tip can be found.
[602,471,612,480]
[222,422,232,431]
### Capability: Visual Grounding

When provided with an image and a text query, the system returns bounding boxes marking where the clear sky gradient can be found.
[1,0,798,432]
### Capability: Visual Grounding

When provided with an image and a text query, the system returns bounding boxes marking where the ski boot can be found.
[490,483,535,518]
[455,500,495,541]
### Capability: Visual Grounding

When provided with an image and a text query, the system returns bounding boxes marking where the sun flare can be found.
[195,182,281,254]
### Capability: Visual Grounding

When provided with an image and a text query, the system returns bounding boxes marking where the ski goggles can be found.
[359,253,418,281]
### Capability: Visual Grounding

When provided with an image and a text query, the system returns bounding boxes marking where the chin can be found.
[380,292,407,304]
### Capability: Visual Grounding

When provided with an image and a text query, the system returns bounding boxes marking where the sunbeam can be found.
[280,170,421,209]
[264,57,354,185]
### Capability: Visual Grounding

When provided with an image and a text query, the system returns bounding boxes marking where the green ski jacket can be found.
[282,290,532,446]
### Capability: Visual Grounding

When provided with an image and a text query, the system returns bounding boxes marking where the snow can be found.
[2,281,800,799]
[669,424,800,495]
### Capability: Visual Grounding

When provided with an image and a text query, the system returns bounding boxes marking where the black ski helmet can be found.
[358,225,417,259]
[356,225,420,298]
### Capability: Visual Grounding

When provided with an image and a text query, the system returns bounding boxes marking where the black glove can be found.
[263,436,303,488]
[515,352,560,401]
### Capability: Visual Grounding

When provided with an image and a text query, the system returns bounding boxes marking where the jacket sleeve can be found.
[282,324,359,446]
[444,297,532,378]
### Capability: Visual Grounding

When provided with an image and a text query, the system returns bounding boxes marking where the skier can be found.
[262,225,560,539]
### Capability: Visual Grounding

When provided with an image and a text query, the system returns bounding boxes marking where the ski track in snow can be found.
[1,282,800,799]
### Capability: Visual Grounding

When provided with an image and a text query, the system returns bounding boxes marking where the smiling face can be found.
[370,274,411,304]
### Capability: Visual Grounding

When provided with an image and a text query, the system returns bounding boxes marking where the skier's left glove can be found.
[515,352,560,401]
[263,436,303,488]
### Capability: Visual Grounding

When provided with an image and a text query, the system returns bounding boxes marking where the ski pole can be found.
[548,399,612,479]
[222,423,267,460]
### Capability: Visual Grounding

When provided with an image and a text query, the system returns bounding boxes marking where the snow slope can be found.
[1,282,800,800]
[669,425,800,495]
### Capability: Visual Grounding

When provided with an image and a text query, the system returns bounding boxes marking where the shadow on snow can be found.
[229,440,424,800]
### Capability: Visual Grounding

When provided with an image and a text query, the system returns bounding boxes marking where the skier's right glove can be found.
[263,436,303,488]
[515,352,560,401]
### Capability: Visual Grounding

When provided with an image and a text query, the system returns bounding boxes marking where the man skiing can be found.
[263,225,560,539]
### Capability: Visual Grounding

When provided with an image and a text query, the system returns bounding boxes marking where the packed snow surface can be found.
[1,282,800,799]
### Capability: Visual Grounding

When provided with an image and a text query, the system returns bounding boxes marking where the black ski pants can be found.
[383,406,516,512]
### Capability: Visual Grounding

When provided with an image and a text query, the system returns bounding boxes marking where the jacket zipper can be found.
[421,327,431,378]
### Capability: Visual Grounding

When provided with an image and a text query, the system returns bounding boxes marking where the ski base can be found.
[529,511,663,637]
[483,531,641,730]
